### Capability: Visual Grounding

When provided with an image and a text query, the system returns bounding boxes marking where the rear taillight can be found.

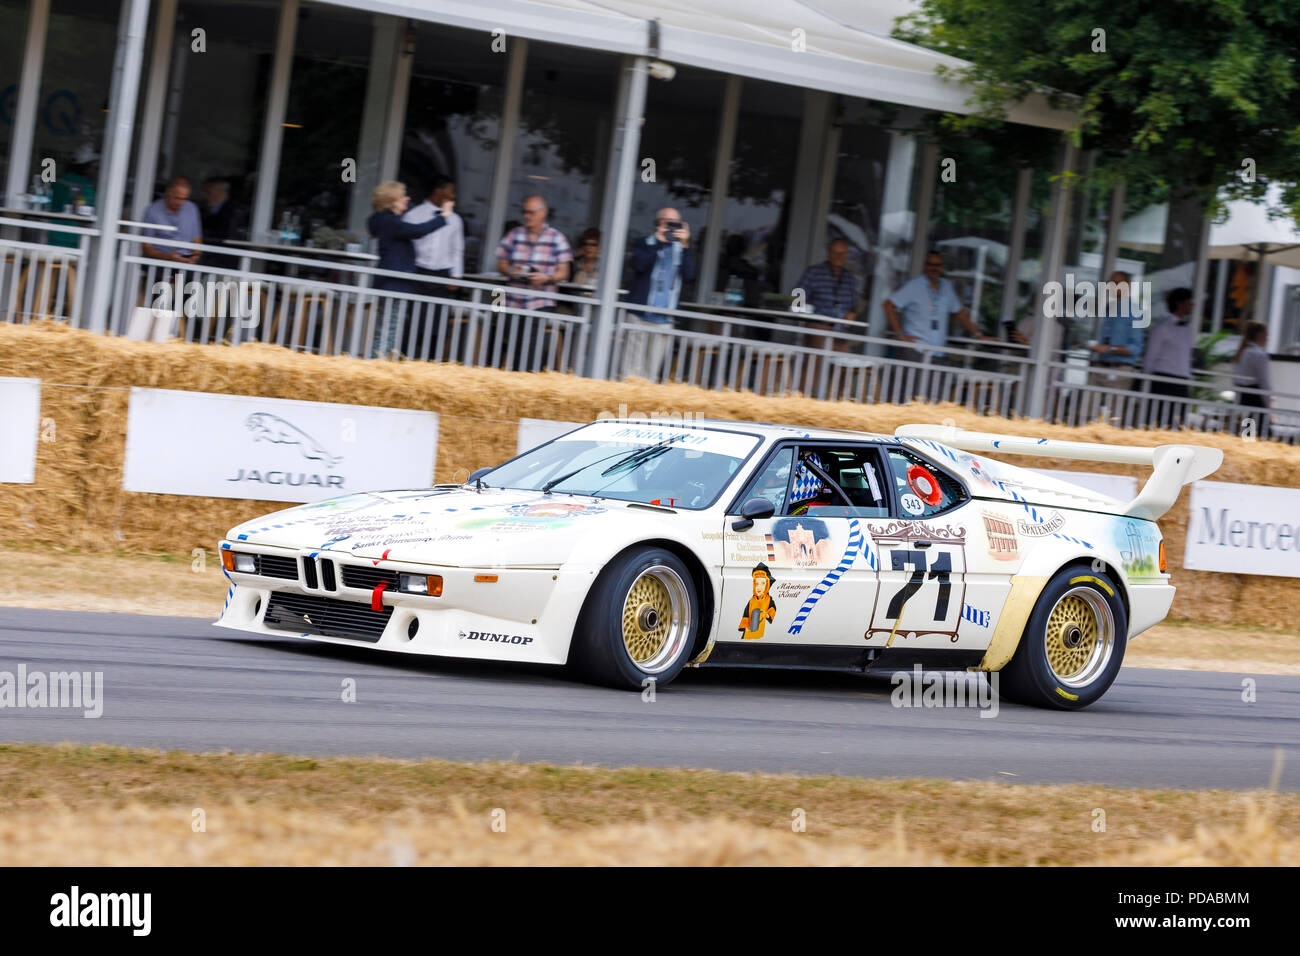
[1159,540,1167,573]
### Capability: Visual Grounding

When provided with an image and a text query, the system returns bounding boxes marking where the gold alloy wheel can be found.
[620,565,691,674]
[1043,586,1115,687]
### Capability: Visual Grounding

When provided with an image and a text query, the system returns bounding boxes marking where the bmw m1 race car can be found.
[216,419,1221,709]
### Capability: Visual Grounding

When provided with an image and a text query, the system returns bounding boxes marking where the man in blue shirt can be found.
[621,208,696,379]
[796,238,862,353]
[884,250,990,360]
[1089,270,1145,370]
[142,176,203,264]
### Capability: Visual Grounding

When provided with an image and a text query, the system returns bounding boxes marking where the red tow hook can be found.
[371,582,388,612]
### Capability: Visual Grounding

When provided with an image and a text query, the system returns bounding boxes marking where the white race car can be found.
[216,419,1221,709]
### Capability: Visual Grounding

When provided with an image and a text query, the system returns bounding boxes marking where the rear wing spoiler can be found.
[895,424,1223,521]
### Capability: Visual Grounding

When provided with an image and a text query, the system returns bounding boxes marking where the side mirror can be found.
[731,496,775,532]
[467,467,492,484]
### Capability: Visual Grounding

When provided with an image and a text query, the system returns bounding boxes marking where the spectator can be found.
[142,176,202,264]
[883,250,991,362]
[1088,270,1145,389]
[1142,286,1197,425]
[718,234,762,307]
[367,180,451,357]
[407,176,464,283]
[572,228,601,287]
[622,207,696,379]
[200,178,239,267]
[494,195,572,312]
[796,237,862,353]
[1233,320,1271,437]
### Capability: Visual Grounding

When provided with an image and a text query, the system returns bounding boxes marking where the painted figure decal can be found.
[738,562,776,639]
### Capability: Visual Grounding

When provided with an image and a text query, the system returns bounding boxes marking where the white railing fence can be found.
[108,235,595,374]
[0,217,97,327]
[5,225,1300,444]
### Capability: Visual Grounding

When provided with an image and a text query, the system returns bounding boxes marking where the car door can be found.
[863,445,1001,652]
[718,442,890,658]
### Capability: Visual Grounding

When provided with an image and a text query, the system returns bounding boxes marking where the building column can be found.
[695,74,741,301]
[4,0,50,209]
[589,55,649,381]
[907,141,938,277]
[83,0,152,335]
[866,129,918,340]
[780,89,833,294]
[1025,136,1078,420]
[998,166,1033,330]
[349,15,402,235]
[1098,181,1125,282]
[379,22,414,183]
[250,0,299,241]
[482,38,528,266]
[129,0,178,218]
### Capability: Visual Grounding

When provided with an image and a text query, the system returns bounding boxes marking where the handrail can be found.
[119,234,604,308]
[0,215,100,237]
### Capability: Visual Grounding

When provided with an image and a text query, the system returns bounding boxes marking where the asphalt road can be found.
[0,607,1296,790]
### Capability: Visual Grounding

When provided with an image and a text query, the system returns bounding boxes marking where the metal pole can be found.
[4,0,50,209]
[589,55,649,381]
[250,0,299,241]
[482,38,528,265]
[129,0,177,219]
[696,74,741,301]
[1191,209,1212,328]
[84,0,152,335]
[1098,181,1125,282]
[1210,257,1227,333]
[1025,137,1078,420]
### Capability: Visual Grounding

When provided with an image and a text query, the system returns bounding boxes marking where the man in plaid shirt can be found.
[494,195,573,311]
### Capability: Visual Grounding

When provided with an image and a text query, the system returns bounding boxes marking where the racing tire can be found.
[997,564,1127,710]
[571,547,699,690]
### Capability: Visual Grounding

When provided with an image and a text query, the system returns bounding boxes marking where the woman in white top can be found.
[1232,320,1271,437]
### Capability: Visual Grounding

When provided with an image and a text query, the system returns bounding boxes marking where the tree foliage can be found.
[895,0,1300,218]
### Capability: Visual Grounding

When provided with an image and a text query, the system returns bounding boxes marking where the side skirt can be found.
[697,643,985,673]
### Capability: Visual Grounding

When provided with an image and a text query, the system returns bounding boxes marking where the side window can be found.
[887,448,967,518]
[739,446,794,514]
[787,446,888,518]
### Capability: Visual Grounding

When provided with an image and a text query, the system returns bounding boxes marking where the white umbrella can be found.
[1120,183,1300,266]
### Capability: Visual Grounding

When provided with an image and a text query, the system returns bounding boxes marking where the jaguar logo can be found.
[246,412,341,467]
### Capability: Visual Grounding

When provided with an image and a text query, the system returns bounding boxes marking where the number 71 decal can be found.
[864,521,968,644]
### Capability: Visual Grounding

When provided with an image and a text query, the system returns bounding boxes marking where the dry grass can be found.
[2,544,1295,674]
[2,322,1299,627]
[0,546,227,618]
[0,743,1295,865]
[1128,619,1300,675]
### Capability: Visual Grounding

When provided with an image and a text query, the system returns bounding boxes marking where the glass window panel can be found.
[273,1,373,234]
[163,0,279,236]
[716,79,801,307]
[398,21,505,275]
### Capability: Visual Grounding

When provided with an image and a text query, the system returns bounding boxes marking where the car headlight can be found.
[399,573,443,597]
[222,550,257,573]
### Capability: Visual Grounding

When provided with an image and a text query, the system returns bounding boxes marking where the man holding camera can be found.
[622,208,696,380]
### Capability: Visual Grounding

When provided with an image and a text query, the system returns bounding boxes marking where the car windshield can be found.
[482,422,759,510]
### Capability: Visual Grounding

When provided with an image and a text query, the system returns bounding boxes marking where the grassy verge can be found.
[0,743,1295,865]
[1,546,1296,675]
